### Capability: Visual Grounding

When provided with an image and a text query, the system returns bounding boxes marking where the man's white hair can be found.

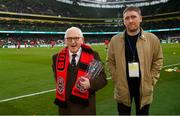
[64,26,84,39]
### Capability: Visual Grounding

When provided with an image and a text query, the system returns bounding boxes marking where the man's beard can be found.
[128,27,139,33]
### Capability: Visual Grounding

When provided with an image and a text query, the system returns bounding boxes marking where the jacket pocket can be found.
[143,75,154,96]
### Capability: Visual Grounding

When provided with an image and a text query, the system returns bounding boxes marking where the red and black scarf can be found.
[55,44,94,107]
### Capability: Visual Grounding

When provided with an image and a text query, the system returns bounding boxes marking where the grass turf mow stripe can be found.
[0,63,179,103]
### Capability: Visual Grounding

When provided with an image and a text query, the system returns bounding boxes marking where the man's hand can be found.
[79,76,90,90]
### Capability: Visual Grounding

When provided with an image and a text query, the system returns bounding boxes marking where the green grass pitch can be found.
[0,43,180,115]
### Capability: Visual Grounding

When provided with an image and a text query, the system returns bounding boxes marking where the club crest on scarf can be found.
[57,77,65,94]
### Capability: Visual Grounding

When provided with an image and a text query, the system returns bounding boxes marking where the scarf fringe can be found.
[54,98,67,108]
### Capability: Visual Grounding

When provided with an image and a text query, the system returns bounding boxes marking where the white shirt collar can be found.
[69,47,82,64]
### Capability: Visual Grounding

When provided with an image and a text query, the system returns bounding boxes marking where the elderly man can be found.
[52,26,107,115]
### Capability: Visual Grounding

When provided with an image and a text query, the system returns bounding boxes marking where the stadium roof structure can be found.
[56,0,169,8]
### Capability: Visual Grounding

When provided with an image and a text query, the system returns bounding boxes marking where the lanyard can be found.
[126,34,139,62]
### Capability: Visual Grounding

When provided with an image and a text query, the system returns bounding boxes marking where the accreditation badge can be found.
[128,62,139,77]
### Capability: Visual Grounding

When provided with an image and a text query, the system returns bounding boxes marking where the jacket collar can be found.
[119,28,146,41]
[139,29,146,41]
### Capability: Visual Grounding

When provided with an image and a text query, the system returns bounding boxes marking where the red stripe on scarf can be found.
[55,44,94,102]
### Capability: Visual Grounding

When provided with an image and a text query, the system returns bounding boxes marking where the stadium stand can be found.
[0,0,179,18]
[0,0,179,47]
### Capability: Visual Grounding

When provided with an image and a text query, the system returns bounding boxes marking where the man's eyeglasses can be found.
[66,37,82,42]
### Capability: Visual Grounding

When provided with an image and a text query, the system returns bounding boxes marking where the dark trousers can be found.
[117,103,150,115]
[117,78,150,115]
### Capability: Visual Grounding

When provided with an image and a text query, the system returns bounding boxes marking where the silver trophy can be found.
[76,59,103,91]
[85,59,103,79]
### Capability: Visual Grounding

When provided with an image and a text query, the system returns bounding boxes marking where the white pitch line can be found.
[0,63,179,103]
[0,78,112,103]
[162,63,180,68]
[0,89,55,103]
